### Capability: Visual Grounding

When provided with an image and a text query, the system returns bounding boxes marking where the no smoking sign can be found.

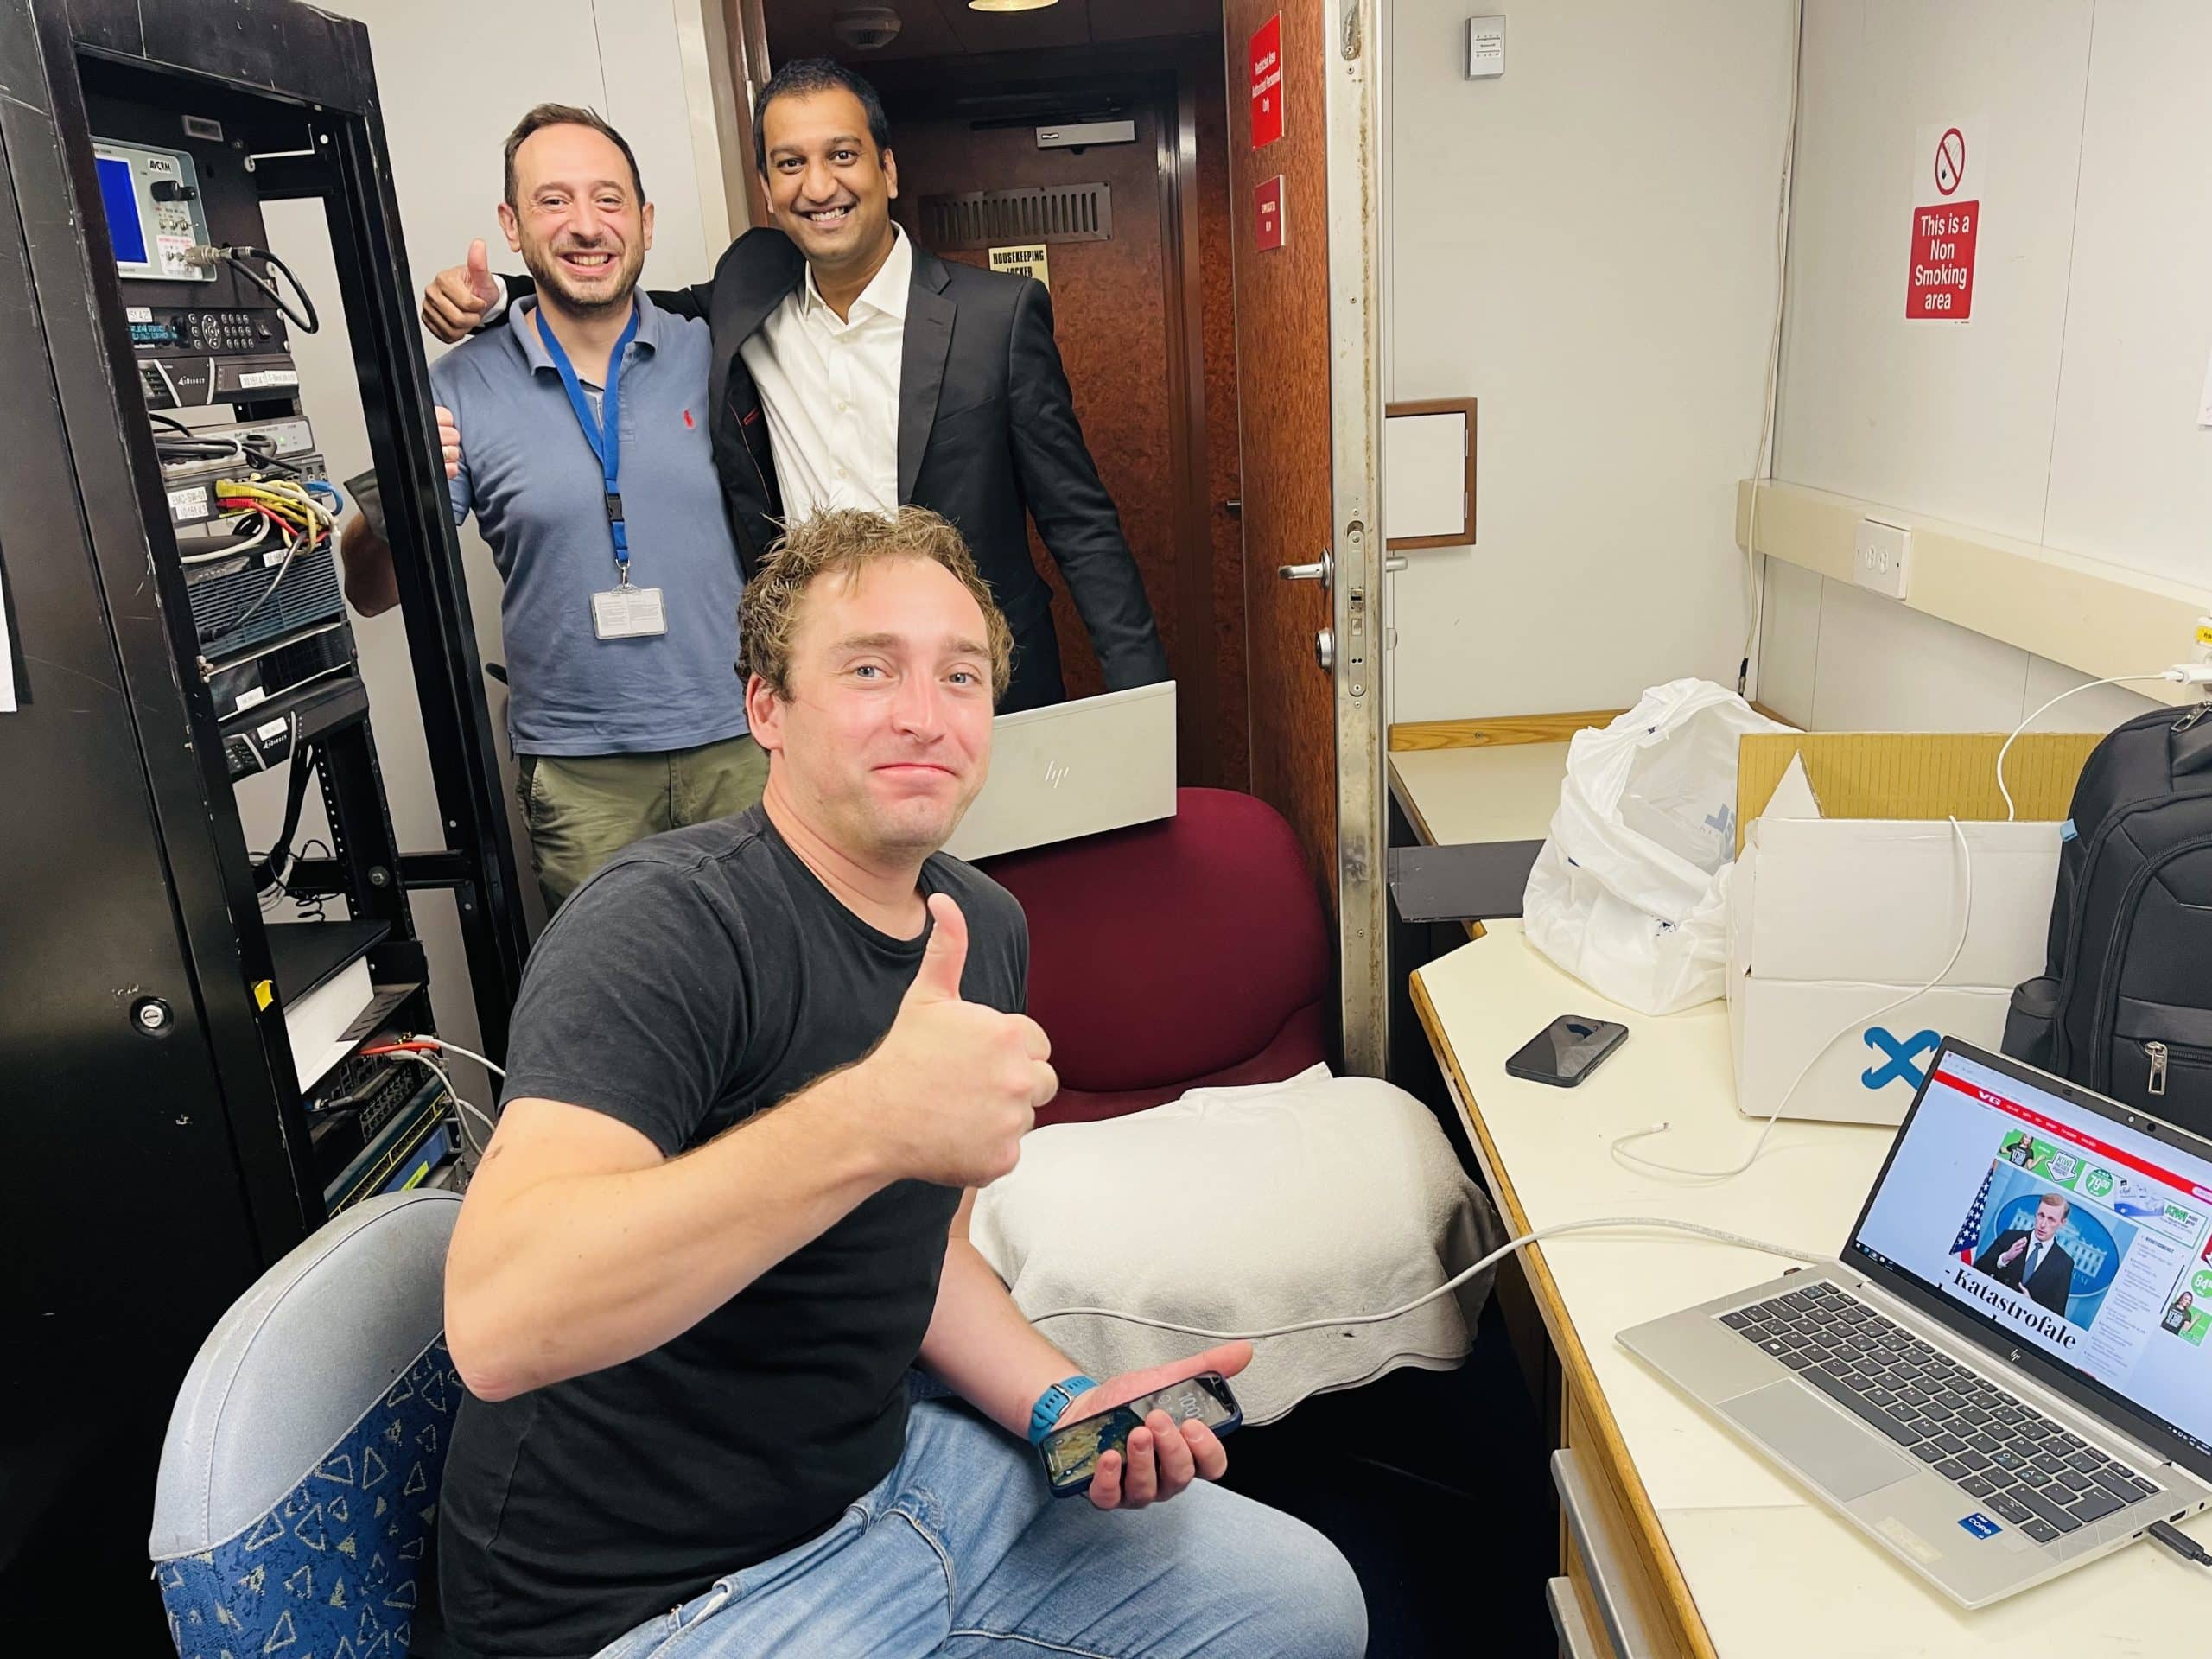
[1907,121,1981,322]
[1934,127,1966,196]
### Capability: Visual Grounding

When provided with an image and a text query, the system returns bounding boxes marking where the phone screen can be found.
[1039,1372,1241,1494]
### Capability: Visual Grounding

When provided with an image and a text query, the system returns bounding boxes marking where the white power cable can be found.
[1024,1216,1828,1344]
[1612,816,1974,1184]
[1997,673,2177,821]
[1739,0,1806,698]
[180,513,273,563]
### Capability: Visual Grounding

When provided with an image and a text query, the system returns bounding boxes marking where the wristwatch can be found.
[1027,1374,1099,1445]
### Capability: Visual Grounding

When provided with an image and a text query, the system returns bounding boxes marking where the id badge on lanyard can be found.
[540,304,667,640]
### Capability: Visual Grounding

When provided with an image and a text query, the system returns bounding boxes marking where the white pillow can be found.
[973,1066,1504,1425]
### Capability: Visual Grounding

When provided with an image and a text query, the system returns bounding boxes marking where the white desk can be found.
[1389,742,1569,848]
[1413,923,2212,1657]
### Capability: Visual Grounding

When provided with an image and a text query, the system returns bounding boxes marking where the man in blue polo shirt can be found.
[341,104,757,908]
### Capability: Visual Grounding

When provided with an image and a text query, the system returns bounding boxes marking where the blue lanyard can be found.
[537,302,641,580]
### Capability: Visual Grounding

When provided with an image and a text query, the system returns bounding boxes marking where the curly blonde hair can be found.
[738,506,1014,701]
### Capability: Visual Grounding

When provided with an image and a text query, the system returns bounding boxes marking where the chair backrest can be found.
[982,788,1332,1125]
[150,1188,463,1659]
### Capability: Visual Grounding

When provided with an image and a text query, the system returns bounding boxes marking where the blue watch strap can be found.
[1027,1374,1099,1445]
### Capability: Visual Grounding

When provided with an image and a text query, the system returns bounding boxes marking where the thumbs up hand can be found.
[421,238,502,344]
[861,895,1054,1189]
[465,238,498,305]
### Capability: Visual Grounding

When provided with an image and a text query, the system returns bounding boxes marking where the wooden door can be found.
[881,60,1248,790]
[1222,0,1388,1070]
[887,105,1181,697]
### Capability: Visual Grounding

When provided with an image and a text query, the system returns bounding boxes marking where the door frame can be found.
[705,0,774,232]
[1322,0,1389,1073]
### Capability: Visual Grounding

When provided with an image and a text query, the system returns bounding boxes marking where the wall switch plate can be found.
[1853,518,1912,600]
[1468,16,1505,79]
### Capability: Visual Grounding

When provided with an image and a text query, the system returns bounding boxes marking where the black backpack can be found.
[2004,703,2212,1136]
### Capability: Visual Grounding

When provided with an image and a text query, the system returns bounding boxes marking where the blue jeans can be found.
[593,1399,1367,1658]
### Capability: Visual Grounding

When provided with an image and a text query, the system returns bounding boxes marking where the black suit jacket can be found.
[1974,1229,2075,1316]
[503,230,1171,711]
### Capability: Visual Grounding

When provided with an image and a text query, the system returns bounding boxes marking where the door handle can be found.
[1222,497,1243,515]
[1280,550,1402,582]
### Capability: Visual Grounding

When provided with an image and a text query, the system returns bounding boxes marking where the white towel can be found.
[973,1065,1505,1425]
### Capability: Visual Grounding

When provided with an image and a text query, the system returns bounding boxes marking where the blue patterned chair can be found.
[149,1189,465,1658]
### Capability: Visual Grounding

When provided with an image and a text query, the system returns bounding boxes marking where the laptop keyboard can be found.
[1719,1281,2164,1545]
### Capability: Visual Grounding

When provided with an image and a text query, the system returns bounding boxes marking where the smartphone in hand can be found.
[1036,1371,1243,1498]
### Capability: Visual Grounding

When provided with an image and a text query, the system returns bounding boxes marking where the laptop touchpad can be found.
[1724,1383,1919,1501]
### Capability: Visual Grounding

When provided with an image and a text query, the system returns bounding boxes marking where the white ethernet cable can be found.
[378,1049,499,1157]
[1024,1215,1827,1344]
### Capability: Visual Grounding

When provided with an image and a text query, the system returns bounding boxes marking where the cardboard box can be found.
[1727,732,2101,1127]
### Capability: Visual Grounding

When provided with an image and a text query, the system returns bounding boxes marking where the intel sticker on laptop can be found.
[1958,1512,2003,1540]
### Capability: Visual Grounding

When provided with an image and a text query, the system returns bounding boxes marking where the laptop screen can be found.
[1848,1049,2212,1461]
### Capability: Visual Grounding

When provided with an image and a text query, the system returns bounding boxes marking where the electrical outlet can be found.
[1853,518,1911,600]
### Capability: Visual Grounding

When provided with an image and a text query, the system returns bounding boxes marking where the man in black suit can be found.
[1974,1192,2077,1317]
[423,59,1169,713]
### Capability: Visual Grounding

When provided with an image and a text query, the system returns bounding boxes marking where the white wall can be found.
[1385,1,1798,724]
[236,0,734,1109]
[1759,0,2208,735]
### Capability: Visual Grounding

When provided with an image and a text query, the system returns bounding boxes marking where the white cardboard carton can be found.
[1727,753,2068,1127]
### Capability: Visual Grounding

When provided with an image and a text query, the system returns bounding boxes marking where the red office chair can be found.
[980,788,1332,1127]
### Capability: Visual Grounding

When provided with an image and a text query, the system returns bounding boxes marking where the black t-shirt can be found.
[438,806,1027,1658]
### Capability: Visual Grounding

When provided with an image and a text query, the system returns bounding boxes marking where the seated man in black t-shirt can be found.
[436,505,1366,1659]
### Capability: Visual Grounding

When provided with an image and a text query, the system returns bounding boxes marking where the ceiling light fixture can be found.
[968,0,1060,12]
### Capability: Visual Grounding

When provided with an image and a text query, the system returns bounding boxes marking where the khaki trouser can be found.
[517,734,769,911]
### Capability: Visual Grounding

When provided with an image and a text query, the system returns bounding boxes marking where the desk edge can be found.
[1386,754,1441,848]
[1410,961,1719,1659]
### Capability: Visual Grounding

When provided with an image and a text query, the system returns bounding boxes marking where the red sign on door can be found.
[1906,199,1978,321]
[1250,13,1284,148]
[1255,175,1285,250]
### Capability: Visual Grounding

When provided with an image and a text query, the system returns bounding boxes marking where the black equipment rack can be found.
[0,0,528,1635]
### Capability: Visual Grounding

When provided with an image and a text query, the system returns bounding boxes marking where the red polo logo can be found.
[683,409,695,429]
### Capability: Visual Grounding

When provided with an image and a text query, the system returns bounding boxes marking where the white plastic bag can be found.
[1522,679,1789,1014]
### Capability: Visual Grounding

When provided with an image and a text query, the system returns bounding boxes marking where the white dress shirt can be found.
[739,226,911,518]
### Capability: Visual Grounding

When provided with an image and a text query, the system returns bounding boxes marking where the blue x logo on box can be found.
[1863,1027,1942,1091]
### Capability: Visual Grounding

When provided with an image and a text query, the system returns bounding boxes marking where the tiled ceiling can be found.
[764,0,1221,63]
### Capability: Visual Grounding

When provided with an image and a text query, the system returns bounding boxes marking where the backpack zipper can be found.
[2146,1041,2170,1096]
[2088,830,2212,1090]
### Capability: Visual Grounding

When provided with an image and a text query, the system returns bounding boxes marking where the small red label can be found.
[1906,200,1979,321]
[1250,13,1284,149]
[1255,176,1285,251]
[683,408,695,429]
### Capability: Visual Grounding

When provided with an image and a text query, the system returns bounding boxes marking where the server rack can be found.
[0,0,526,1631]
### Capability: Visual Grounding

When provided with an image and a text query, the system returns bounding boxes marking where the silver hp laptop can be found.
[943,681,1176,862]
[1622,1039,2212,1606]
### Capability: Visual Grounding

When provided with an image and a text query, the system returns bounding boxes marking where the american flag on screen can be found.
[1952,1165,1996,1263]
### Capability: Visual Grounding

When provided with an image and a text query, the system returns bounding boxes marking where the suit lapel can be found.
[723,229,807,346]
[899,249,956,503]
